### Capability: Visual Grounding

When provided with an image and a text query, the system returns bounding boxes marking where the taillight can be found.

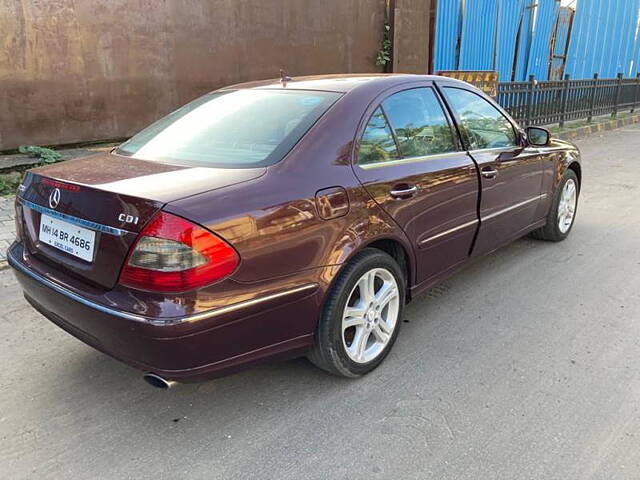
[119,212,239,292]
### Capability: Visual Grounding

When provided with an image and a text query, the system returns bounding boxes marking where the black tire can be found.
[530,169,579,242]
[307,248,405,378]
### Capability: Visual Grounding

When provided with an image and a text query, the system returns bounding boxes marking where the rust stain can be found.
[0,0,387,149]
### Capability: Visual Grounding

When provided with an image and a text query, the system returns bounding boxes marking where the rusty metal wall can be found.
[0,0,387,150]
[391,0,433,74]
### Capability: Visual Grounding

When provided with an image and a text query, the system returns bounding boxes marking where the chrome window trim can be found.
[359,150,467,170]
[18,198,130,237]
[8,246,318,326]
[467,145,520,155]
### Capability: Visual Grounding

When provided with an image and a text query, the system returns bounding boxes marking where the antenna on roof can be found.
[280,69,292,87]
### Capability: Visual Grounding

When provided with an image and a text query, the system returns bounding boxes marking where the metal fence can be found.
[497,74,640,127]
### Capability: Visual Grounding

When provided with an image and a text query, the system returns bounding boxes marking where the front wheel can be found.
[307,249,405,377]
[531,170,579,241]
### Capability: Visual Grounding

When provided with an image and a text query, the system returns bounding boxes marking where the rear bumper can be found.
[8,243,319,382]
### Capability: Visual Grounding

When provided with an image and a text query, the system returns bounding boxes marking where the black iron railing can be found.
[497,73,640,127]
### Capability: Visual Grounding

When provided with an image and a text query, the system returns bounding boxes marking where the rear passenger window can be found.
[358,107,399,165]
[382,88,457,158]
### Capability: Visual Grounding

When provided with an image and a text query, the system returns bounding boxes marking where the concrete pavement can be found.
[1,126,639,479]
[0,195,15,262]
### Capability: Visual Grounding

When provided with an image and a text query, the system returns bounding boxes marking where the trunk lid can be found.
[18,153,265,289]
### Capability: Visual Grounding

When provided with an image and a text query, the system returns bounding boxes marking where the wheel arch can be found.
[567,161,582,189]
[320,233,415,313]
[363,237,413,299]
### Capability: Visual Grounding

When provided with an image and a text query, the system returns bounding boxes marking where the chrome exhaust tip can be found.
[143,373,176,389]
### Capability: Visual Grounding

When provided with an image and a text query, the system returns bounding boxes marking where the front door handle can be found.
[390,184,418,199]
[481,167,498,179]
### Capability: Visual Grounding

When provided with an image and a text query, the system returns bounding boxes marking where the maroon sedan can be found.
[9,74,581,387]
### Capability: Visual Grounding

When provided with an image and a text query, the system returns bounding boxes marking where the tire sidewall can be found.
[323,250,405,376]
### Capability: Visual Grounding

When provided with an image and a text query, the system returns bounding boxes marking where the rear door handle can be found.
[481,167,498,179]
[390,185,418,199]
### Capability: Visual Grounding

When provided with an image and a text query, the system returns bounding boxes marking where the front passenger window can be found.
[382,88,457,158]
[443,87,517,150]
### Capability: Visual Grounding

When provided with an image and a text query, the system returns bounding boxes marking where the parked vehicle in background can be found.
[8,74,581,387]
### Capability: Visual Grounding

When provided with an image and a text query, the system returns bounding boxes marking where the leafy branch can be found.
[376,23,392,67]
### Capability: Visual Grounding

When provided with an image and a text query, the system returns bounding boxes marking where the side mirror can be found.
[525,126,550,147]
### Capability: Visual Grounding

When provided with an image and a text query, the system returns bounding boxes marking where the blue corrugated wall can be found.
[459,0,498,70]
[550,7,573,79]
[513,1,534,82]
[565,0,640,79]
[439,0,527,80]
[433,0,464,71]
[525,0,559,80]
[495,0,526,81]
[434,0,640,80]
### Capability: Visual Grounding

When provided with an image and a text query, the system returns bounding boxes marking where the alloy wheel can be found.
[558,178,577,234]
[341,268,400,364]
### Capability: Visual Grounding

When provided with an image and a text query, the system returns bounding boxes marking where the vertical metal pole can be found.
[587,73,598,123]
[613,72,623,118]
[526,75,535,126]
[559,74,570,128]
[632,72,640,114]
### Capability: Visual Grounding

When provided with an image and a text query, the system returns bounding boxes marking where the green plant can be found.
[376,23,392,67]
[0,171,23,196]
[18,145,62,164]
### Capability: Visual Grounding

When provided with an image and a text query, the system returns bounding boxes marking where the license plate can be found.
[39,214,96,262]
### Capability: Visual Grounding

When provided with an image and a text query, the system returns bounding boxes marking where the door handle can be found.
[481,167,498,179]
[390,185,418,199]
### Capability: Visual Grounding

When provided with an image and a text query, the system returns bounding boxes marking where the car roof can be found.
[219,73,470,94]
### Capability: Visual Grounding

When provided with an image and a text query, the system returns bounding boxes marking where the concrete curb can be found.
[556,114,640,141]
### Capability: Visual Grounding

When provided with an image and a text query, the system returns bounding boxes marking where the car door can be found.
[352,85,480,285]
[440,85,544,256]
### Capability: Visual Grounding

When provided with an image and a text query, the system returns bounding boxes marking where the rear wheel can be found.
[530,170,579,242]
[308,249,405,377]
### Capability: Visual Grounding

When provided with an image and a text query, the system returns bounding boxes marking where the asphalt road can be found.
[2,125,640,480]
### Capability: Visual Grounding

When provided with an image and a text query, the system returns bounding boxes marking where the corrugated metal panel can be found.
[459,0,499,70]
[526,0,559,80]
[549,7,573,80]
[495,0,526,81]
[607,0,637,77]
[433,0,464,71]
[617,0,640,76]
[433,0,640,81]
[584,1,611,78]
[606,0,624,76]
[562,0,584,78]
[603,0,621,76]
[618,0,634,76]
[552,8,572,58]
[565,0,640,79]
[514,1,535,81]
[631,0,640,75]
[564,0,590,78]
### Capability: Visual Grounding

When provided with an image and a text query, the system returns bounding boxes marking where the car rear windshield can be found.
[116,89,342,168]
